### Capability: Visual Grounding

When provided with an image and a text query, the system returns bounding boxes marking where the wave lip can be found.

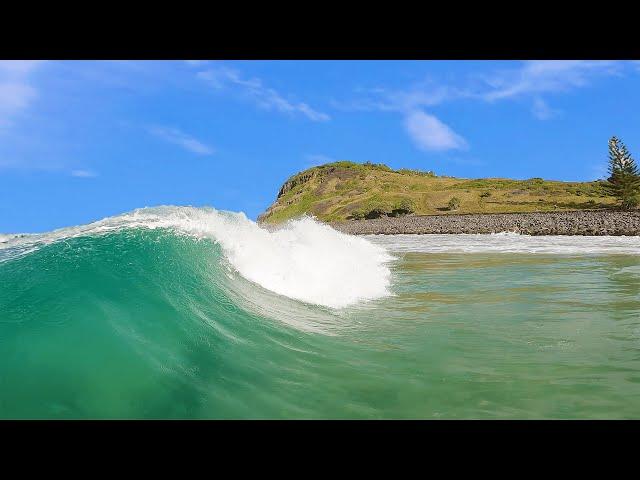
[216,215,393,308]
[1,207,393,309]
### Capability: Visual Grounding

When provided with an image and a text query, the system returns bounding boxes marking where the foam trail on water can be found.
[367,232,640,255]
[0,207,393,308]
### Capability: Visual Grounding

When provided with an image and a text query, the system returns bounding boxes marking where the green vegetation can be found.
[348,198,418,220]
[258,160,618,224]
[604,136,640,210]
[447,197,461,211]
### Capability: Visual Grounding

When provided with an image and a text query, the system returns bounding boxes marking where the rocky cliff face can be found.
[258,166,332,222]
[276,170,318,199]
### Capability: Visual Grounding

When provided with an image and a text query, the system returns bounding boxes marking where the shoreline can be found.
[329,210,640,236]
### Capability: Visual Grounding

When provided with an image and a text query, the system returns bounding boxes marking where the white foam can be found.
[0,207,393,309]
[366,232,640,255]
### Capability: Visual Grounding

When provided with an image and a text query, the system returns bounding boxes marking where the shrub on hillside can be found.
[363,161,392,172]
[526,177,545,187]
[348,200,397,220]
[364,201,393,218]
[390,198,416,216]
[349,209,366,220]
[447,197,461,211]
[397,168,436,177]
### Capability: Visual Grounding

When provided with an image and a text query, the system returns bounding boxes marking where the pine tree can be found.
[604,136,640,210]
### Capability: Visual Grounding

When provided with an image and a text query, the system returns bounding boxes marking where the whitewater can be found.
[3,206,639,306]
[2,205,640,419]
[0,206,393,308]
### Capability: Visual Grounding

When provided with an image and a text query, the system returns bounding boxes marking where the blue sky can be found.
[2,60,640,232]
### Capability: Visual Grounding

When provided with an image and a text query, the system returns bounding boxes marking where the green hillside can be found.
[258,161,616,224]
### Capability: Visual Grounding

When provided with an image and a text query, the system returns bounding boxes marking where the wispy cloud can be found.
[0,83,36,120]
[333,82,469,113]
[531,97,558,120]
[341,61,623,113]
[479,60,620,101]
[0,60,43,76]
[334,61,628,154]
[185,60,209,67]
[404,110,467,152]
[0,61,44,128]
[477,61,620,122]
[148,126,215,155]
[333,83,471,152]
[71,169,98,178]
[196,65,330,122]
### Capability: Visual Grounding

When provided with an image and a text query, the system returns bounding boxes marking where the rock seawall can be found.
[330,211,640,236]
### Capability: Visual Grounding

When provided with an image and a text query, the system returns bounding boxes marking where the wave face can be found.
[3,209,640,419]
[1,207,392,309]
[0,207,395,418]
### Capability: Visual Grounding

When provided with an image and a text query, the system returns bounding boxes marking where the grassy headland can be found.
[258,161,616,224]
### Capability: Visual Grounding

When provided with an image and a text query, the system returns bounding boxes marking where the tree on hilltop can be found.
[604,136,640,210]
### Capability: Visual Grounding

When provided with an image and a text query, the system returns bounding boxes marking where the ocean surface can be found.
[1,206,640,419]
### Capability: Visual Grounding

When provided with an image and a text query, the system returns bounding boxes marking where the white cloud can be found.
[197,65,330,122]
[148,126,215,155]
[479,61,618,120]
[391,85,463,110]
[0,83,37,114]
[480,60,620,101]
[404,110,468,152]
[332,60,631,154]
[0,60,44,124]
[338,60,625,135]
[71,169,98,178]
[531,97,558,120]
[0,60,43,76]
[333,82,469,113]
[185,60,209,67]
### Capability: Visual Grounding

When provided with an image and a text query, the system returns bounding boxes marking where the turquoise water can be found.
[1,207,640,419]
